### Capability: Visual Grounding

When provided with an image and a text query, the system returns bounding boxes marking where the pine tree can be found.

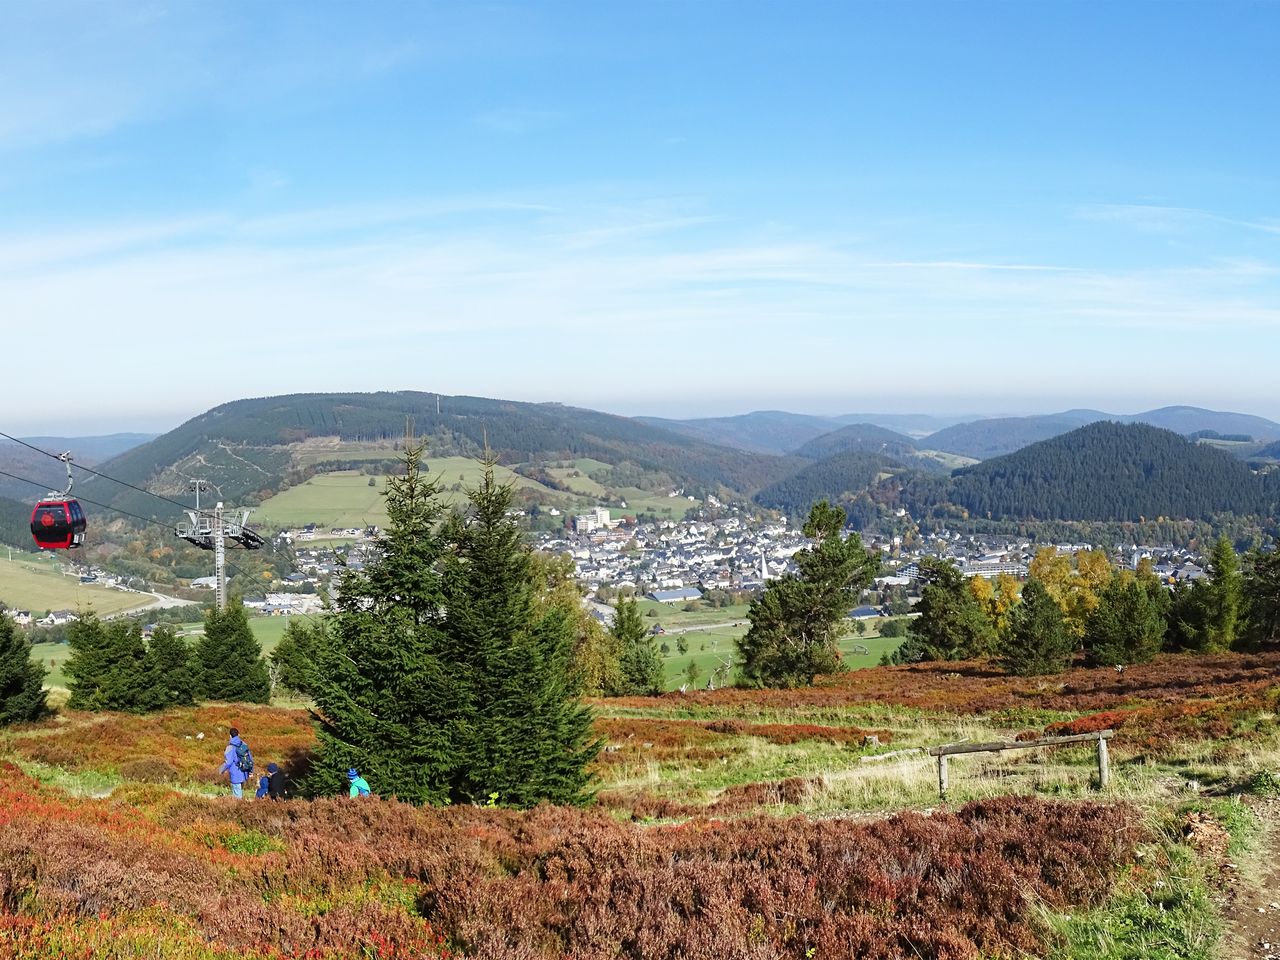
[441,461,598,806]
[194,602,271,703]
[1002,578,1075,676]
[65,615,152,711]
[1243,538,1280,646]
[895,557,997,663]
[1084,574,1169,666]
[146,626,196,708]
[738,501,879,687]
[270,618,322,697]
[0,614,47,725]
[1203,536,1244,651]
[308,442,474,804]
[613,596,664,695]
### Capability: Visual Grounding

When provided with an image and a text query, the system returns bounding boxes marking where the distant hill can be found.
[923,411,1108,459]
[0,433,156,502]
[941,422,1278,522]
[829,413,981,438]
[85,392,804,518]
[1124,406,1280,441]
[794,423,918,459]
[922,407,1280,460]
[635,411,842,455]
[753,451,913,521]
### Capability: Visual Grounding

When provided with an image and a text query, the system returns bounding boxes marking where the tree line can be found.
[894,536,1280,675]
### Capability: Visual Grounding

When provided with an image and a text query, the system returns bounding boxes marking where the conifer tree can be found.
[895,557,997,663]
[1243,538,1280,646]
[66,615,152,711]
[1002,578,1075,676]
[194,601,271,703]
[270,618,322,697]
[145,626,196,708]
[0,614,47,725]
[1084,573,1169,666]
[613,596,664,695]
[738,501,878,687]
[307,442,470,804]
[441,461,599,806]
[1203,535,1244,651]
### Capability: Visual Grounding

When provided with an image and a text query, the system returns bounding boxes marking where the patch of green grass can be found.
[13,758,122,797]
[1044,844,1219,960]
[253,460,564,528]
[220,829,285,856]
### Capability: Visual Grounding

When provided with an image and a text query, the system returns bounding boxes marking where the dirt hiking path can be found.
[1222,797,1280,960]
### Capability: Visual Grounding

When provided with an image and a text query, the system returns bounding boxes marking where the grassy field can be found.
[253,460,569,528]
[0,554,152,618]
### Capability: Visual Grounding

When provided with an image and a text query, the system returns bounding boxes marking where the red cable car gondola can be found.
[29,452,86,550]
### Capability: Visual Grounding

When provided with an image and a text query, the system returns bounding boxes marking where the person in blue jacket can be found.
[347,767,372,797]
[218,727,251,799]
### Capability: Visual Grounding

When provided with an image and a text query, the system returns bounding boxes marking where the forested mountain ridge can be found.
[636,411,843,455]
[941,422,1279,522]
[84,392,805,517]
[923,412,1107,459]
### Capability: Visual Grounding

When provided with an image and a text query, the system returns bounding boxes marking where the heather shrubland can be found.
[3,646,1279,957]
[0,758,1145,960]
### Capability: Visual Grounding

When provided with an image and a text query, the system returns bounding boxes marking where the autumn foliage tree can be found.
[738,501,878,687]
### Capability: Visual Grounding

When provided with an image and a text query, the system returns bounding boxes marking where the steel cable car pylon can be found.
[29,452,86,550]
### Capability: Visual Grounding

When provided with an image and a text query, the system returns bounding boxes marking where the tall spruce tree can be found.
[1203,536,1244,651]
[738,501,878,687]
[613,596,664,695]
[1002,578,1075,676]
[194,601,271,703]
[0,614,47,725]
[270,618,322,697]
[307,443,475,804]
[441,461,599,806]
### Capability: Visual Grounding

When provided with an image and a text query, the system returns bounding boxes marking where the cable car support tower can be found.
[175,480,265,611]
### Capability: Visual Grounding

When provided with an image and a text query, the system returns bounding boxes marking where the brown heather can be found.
[0,762,1142,960]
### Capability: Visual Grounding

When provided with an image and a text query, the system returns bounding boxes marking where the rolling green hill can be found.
[83,392,804,519]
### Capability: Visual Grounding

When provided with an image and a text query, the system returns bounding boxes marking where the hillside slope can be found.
[753,451,913,520]
[794,423,918,459]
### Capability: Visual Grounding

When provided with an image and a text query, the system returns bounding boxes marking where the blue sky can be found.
[2,1,1278,433]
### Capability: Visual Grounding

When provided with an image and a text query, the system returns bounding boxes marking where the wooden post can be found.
[937,754,949,799]
[1096,735,1110,789]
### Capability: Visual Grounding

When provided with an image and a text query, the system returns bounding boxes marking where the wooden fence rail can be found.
[926,730,1114,799]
